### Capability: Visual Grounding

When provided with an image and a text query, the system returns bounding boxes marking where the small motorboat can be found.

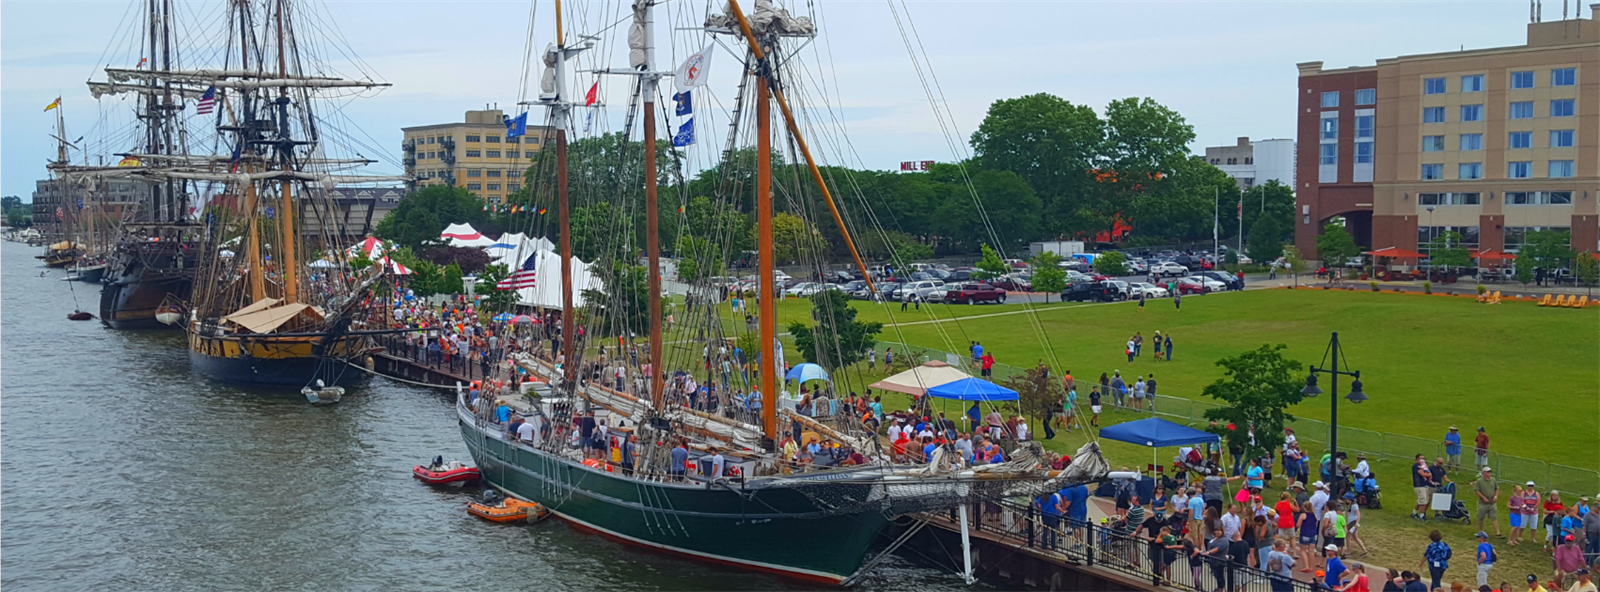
[301,379,344,405]
[67,311,94,321]
[467,490,546,523]
[413,456,480,485]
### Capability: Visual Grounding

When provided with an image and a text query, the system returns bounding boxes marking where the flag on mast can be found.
[504,112,528,138]
[585,82,599,106]
[672,118,695,147]
[497,252,539,290]
[44,97,61,112]
[673,45,714,93]
[196,86,217,115]
[673,91,692,116]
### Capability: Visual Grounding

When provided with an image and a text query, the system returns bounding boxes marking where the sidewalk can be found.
[1242,273,1599,302]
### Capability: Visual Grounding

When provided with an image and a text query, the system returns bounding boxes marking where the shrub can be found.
[1369,281,1380,292]
[1477,284,1488,295]
[1423,281,1433,294]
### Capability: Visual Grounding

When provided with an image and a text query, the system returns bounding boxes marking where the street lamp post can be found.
[1302,331,1367,485]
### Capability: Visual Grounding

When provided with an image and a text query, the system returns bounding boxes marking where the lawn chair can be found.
[1576,295,1590,308]
[1554,295,1568,307]
[1491,291,1502,304]
[1538,294,1552,306]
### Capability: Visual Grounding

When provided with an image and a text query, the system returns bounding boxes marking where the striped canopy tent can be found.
[345,236,389,259]
[440,223,496,248]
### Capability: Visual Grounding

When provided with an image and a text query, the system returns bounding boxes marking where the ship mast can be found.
[239,0,265,302]
[641,1,665,409]
[274,0,299,303]
[554,0,577,389]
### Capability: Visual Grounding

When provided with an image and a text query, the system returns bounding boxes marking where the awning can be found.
[926,377,1018,402]
[221,298,284,321]
[1364,247,1427,259]
[1099,417,1220,448]
[1469,249,1517,261]
[869,361,971,397]
[222,302,325,333]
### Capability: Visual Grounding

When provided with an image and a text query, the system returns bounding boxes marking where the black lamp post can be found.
[1303,331,1367,477]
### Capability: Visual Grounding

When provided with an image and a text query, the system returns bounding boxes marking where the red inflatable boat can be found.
[413,459,480,485]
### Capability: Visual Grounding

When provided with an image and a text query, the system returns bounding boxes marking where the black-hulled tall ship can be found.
[458,0,1109,584]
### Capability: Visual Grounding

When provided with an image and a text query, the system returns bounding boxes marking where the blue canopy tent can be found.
[926,377,1018,401]
[785,363,830,384]
[1100,417,1220,487]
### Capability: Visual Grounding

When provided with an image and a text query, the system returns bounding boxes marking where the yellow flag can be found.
[44,97,61,112]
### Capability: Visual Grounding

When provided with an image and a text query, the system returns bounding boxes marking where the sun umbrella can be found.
[512,314,536,325]
[784,362,831,384]
[492,313,515,322]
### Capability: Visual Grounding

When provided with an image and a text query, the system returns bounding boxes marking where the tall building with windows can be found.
[1203,136,1296,191]
[401,109,554,204]
[1295,8,1598,259]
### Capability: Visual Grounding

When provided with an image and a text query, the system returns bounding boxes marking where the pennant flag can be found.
[673,91,692,116]
[137,57,148,69]
[496,252,539,290]
[77,198,84,210]
[674,45,714,93]
[56,206,63,219]
[117,156,142,167]
[266,206,275,219]
[672,118,695,147]
[44,97,61,112]
[585,81,598,106]
[196,86,217,115]
[538,208,547,215]
[228,143,243,173]
[504,112,527,138]
[583,108,594,133]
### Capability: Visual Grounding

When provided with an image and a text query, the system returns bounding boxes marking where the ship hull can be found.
[187,332,367,387]
[459,416,890,584]
[99,239,196,330]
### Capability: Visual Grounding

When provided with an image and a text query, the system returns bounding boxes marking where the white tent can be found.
[440,223,496,248]
[512,252,603,309]
[868,361,973,397]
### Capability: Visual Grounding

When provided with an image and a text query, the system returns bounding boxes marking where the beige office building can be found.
[1297,8,1599,258]
[402,109,554,204]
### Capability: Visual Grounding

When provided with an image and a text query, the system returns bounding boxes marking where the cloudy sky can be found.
[0,0,1554,200]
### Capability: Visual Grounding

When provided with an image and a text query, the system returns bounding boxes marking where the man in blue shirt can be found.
[1061,484,1090,547]
[1444,426,1463,472]
[922,438,938,464]
[1475,531,1495,587]
[1323,544,1346,589]
[1036,489,1063,549]
[494,402,512,424]
[668,440,688,481]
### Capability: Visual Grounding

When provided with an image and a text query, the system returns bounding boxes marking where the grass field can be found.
[702,287,1599,585]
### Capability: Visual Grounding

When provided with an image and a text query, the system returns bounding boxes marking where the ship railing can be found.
[937,498,1321,592]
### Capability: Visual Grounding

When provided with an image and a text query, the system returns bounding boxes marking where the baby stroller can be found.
[1432,482,1471,524]
[1344,474,1382,509]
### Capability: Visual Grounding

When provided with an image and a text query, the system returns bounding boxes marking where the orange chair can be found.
[1554,295,1568,307]
[1578,295,1591,308]
[1491,291,1502,304]
[1538,294,1552,306]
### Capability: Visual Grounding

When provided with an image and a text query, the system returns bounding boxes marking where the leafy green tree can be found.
[375,185,487,249]
[1425,230,1472,269]
[476,263,516,308]
[1101,97,1196,177]
[584,261,657,336]
[892,238,934,264]
[1240,181,1296,244]
[929,166,1043,253]
[769,212,818,265]
[1094,251,1129,277]
[0,196,21,214]
[1316,221,1360,267]
[674,234,722,282]
[1514,253,1535,285]
[1029,251,1067,301]
[1001,364,1056,424]
[441,263,465,296]
[974,244,1009,279]
[787,289,882,370]
[1522,230,1574,273]
[349,253,373,271]
[1247,215,1284,265]
[1282,245,1309,287]
[6,208,31,228]
[970,93,1103,235]
[1574,252,1599,290]
[1200,344,1306,459]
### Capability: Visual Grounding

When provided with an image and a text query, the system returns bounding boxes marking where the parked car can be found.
[1174,277,1210,295]
[990,276,1033,292]
[944,269,973,282]
[1063,280,1126,302]
[1181,275,1227,293]
[783,282,825,297]
[1101,280,1130,301]
[1127,259,1149,274]
[1127,282,1170,299]
[944,282,1007,304]
[1198,270,1241,291]
[868,281,901,301]
[1151,261,1189,277]
[905,280,946,302]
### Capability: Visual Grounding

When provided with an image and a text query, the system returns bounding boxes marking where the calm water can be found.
[0,241,976,591]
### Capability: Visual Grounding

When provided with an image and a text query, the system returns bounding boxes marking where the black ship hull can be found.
[99,238,197,330]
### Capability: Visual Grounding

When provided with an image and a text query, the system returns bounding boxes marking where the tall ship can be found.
[457,0,1111,583]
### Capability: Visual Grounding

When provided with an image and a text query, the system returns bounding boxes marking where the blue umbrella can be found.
[784,363,831,384]
[491,312,515,322]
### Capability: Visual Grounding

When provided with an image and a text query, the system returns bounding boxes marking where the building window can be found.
[1551,99,1575,117]
[487,135,500,143]
[1551,67,1576,86]
[1355,88,1376,105]
[507,137,520,144]
[467,182,482,191]
[1508,161,1532,178]
[527,137,540,145]
[465,150,481,157]
[1320,115,1338,140]
[1418,194,1481,206]
[508,183,521,192]
[1549,160,1574,178]
[1458,162,1482,179]
[507,151,519,159]
[1550,129,1574,148]
[1506,194,1573,207]
[1460,104,1483,122]
[487,170,502,178]
[1461,74,1485,92]
[1511,71,1535,89]
[1226,158,1236,165]
[1355,114,1374,139]
[1423,107,1446,123]
[1319,144,1337,165]
[465,134,481,142]
[467,169,482,177]
[488,183,501,191]
[1422,135,1445,152]
[1459,133,1483,151]
[1509,132,1532,149]
[486,150,501,158]
[1423,77,1446,94]
[1421,164,1444,180]
[427,137,436,144]
[1355,141,1373,164]
[1321,91,1339,107]
[1509,101,1534,119]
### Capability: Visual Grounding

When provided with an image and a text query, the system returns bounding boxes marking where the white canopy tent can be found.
[439,223,496,248]
[511,252,603,310]
[868,361,973,397]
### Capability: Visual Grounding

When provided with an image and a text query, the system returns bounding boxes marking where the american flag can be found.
[496,252,538,290]
[196,86,217,115]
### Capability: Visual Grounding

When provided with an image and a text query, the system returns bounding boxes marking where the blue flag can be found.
[504,112,528,138]
[672,118,695,147]
[673,91,692,116]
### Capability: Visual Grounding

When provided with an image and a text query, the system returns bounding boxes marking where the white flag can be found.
[674,45,714,93]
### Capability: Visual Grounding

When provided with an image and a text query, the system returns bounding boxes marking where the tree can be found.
[1425,230,1471,269]
[1246,215,1284,265]
[416,245,492,274]
[375,185,487,249]
[1240,181,1296,245]
[584,261,656,336]
[1514,253,1535,285]
[1002,365,1056,424]
[1522,230,1574,273]
[675,234,722,282]
[0,196,21,214]
[476,263,516,308]
[1094,250,1129,277]
[974,244,1009,280]
[6,208,31,228]
[969,93,1103,236]
[1315,221,1360,268]
[929,166,1044,253]
[1574,252,1599,292]
[770,212,818,265]
[1199,344,1306,459]
[1281,245,1309,287]
[787,290,882,370]
[1030,251,1066,301]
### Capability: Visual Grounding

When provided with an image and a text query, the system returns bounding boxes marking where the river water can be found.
[1,242,976,591]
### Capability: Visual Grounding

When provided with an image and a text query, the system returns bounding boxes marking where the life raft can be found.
[412,461,481,485]
[467,498,546,523]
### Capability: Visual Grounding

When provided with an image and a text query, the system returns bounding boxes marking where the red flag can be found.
[585,82,598,106]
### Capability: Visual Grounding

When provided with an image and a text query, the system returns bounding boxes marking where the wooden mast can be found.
[756,77,777,441]
[555,0,576,388]
[240,0,264,303]
[275,0,298,303]
[642,1,664,408]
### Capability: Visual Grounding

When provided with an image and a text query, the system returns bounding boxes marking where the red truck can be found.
[944,282,1007,304]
